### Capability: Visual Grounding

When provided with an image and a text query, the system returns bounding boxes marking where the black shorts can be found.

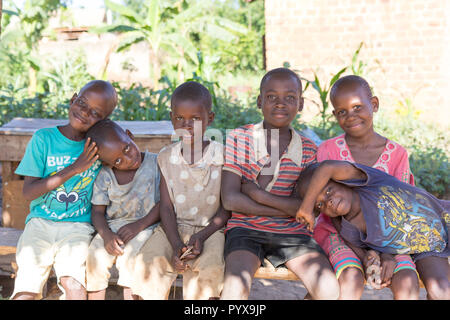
[224,227,325,268]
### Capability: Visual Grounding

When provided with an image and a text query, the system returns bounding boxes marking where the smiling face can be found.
[97,129,142,171]
[331,84,379,138]
[312,181,356,218]
[170,99,214,146]
[257,72,303,129]
[68,89,115,133]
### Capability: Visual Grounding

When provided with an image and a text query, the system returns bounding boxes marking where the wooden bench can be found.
[0,227,23,278]
[254,259,430,289]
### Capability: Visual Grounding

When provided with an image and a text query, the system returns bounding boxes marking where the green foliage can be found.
[0,89,65,124]
[195,0,265,74]
[0,0,69,96]
[39,51,94,105]
[410,146,449,198]
[302,66,347,130]
[294,42,367,132]
[4,0,65,50]
[110,79,173,121]
[94,0,249,87]
[111,72,262,143]
[210,94,262,140]
[0,49,93,125]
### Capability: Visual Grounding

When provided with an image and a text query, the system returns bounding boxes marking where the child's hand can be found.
[185,234,204,261]
[173,245,190,273]
[71,137,99,174]
[379,253,396,288]
[117,222,141,245]
[363,250,382,289]
[103,232,124,256]
[295,207,315,232]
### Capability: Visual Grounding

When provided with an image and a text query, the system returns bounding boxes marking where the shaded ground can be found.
[0,274,427,300]
[248,278,428,300]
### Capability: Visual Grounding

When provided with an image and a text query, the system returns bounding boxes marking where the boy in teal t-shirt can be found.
[11,80,117,300]
[17,126,102,223]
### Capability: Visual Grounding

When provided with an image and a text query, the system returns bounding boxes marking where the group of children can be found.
[10,68,449,300]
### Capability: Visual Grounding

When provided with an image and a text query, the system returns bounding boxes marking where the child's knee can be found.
[307,269,339,300]
[60,276,85,291]
[424,278,450,300]
[391,270,420,300]
[221,274,252,300]
[314,276,340,300]
[339,267,365,288]
[393,269,419,287]
[337,267,365,299]
[11,292,38,300]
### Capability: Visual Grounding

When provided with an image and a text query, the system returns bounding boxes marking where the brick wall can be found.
[265,0,450,128]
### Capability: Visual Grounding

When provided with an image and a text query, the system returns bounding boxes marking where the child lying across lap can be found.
[296,160,450,300]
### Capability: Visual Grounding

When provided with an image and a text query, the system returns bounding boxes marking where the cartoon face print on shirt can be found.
[43,156,101,216]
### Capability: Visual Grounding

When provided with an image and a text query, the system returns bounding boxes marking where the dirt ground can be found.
[0,274,428,300]
[249,278,428,300]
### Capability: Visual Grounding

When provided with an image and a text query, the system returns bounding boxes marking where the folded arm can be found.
[241,180,301,217]
[221,171,291,217]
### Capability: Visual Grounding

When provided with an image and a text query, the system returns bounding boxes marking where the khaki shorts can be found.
[12,218,94,299]
[86,224,157,291]
[132,224,225,300]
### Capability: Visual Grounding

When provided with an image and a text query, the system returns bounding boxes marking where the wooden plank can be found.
[254,259,299,281]
[1,161,21,182]
[254,262,429,289]
[134,136,173,154]
[0,118,174,137]
[0,136,172,162]
[254,266,299,281]
[0,228,23,255]
[0,118,175,162]
[2,180,30,230]
[0,135,32,162]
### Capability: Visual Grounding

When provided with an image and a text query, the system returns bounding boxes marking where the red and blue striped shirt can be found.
[223,122,317,235]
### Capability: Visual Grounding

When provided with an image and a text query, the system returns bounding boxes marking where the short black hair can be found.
[170,81,212,111]
[330,75,373,102]
[86,118,124,148]
[259,68,302,94]
[296,162,320,199]
[79,80,118,114]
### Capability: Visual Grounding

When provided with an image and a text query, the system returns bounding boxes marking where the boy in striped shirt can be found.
[220,68,339,300]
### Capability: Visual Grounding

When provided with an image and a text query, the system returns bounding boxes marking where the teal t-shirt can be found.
[15,126,102,224]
